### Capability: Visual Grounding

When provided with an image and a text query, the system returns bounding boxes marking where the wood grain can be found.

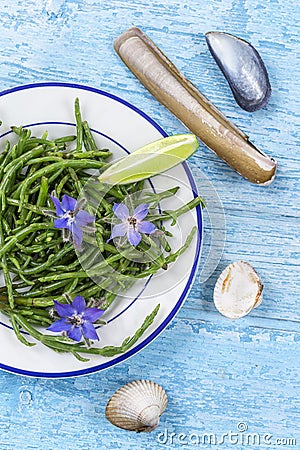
[0,0,299,448]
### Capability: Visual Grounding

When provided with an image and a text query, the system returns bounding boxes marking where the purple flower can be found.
[108,202,156,246]
[47,295,104,342]
[50,194,95,247]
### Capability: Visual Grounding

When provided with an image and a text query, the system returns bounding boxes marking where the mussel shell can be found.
[206,31,271,112]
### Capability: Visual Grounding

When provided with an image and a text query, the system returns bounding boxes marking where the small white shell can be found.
[214,261,263,319]
[105,380,168,432]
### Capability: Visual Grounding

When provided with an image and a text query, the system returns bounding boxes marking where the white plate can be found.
[0,83,203,377]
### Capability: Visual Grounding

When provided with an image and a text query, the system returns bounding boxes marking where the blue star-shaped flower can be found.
[50,194,95,247]
[108,202,156,246]
[47,295,104,342]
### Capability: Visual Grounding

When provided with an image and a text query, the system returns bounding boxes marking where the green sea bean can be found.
[18,159,106,210]
[0,145,46,210]
[0,219,15,308]
[29,167,65,195]
[0,223,54,258]
[82,120,98,152]
[148,196,205,225]
[75,97,83,152]
[9,303,160,359]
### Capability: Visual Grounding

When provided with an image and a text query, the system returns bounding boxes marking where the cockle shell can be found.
[213,261,263,319]
[105,380,168,432]
[206,31,271,112]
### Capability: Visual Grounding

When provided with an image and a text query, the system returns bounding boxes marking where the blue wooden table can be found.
[0,0,299,449]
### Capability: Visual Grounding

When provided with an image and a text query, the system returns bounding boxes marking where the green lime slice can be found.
[98,134,199,184]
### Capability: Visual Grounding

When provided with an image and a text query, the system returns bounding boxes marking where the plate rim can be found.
[0,82,203,378]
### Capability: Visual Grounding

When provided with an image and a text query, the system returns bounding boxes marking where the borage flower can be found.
[50,194,95,248]
[47,295,104,342]
[108,202,156,246]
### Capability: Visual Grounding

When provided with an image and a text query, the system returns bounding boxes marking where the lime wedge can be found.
[98,134,199,184]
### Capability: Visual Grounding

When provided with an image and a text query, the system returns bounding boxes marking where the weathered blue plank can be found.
[0,318,299,449]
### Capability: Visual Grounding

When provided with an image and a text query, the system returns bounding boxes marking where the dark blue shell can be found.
[206,32,271,112]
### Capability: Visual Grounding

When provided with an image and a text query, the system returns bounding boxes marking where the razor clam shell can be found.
[105,380,168,432]
[205,31,271,112]
[213,260,263,319]
[114,27,277,185]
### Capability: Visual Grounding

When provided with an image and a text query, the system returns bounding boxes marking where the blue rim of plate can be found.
[0,82,203,378]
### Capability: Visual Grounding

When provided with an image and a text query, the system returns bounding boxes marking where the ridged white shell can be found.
[105,380,168,432]
[214,261,263,319]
